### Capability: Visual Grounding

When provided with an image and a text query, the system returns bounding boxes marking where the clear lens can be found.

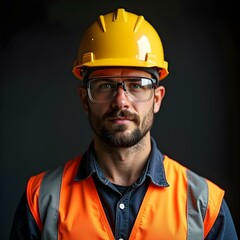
[87,76,156,103]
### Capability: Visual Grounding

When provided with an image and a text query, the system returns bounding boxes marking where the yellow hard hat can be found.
[72,8,169,80]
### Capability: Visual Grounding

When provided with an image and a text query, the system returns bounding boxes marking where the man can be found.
[10,8,237,240]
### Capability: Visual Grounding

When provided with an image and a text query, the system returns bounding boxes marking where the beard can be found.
[88,106,155,148]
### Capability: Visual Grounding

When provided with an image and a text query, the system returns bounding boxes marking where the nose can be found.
[111,83,130,109]
[116,82,127,91]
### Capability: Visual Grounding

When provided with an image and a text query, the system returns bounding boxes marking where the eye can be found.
[97,81,115,91]
[126,80,144,91]
[129,82,142,89]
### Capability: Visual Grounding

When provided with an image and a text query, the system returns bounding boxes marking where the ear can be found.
[153,86,165,113]
[78,86,89,113]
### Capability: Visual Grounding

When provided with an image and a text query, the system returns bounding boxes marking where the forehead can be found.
[88,68,152,78]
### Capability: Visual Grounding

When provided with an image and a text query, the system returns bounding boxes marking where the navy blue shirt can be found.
[10,139,238,239]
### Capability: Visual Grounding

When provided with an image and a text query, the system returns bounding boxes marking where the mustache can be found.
[102,109,140,123]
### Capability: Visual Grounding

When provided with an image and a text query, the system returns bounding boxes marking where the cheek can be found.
[88,103,109,116]
[135,102,154,117]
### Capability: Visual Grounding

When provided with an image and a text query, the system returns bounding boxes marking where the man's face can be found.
[79,68,165,148]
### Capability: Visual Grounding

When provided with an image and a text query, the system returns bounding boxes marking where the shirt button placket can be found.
[117,202,126,240]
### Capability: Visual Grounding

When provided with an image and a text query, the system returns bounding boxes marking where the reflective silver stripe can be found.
[187,169,208,240]
[39,165,64,240]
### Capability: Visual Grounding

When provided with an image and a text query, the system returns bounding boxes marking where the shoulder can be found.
[26,156,82,206]
[28,156,82,186]
[163,155,224,193]
[25,156,82,230]
[163,155,225,237]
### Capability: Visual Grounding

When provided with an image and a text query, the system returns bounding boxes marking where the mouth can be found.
[103,109,140,125]
[109,117,133,124]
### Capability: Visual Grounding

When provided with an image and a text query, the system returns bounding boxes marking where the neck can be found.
[93,133,152,186]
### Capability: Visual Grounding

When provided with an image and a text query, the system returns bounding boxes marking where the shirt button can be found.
[119,203,125,209]
[119,238,124,240]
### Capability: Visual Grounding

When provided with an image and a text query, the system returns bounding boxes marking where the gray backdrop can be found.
[1,0,239,238]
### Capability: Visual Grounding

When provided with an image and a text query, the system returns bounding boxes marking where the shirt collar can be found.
[74,138,169,187]
[74,141,96,181]
[146,138,169,187]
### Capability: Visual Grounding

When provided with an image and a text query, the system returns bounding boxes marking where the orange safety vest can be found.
[27,155,224,240]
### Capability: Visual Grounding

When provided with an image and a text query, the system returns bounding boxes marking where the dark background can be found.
[1,0,239,239]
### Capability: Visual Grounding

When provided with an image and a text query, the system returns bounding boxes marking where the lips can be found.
[109,118,133,126]
[109,117,133,121]
[103,109,140,125]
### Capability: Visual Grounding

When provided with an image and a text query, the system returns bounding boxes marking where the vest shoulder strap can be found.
[164,156,224,239]
[39,158,81,239]
[186,169,208,239]
[187,169,224,238]
[39,165,64,240]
